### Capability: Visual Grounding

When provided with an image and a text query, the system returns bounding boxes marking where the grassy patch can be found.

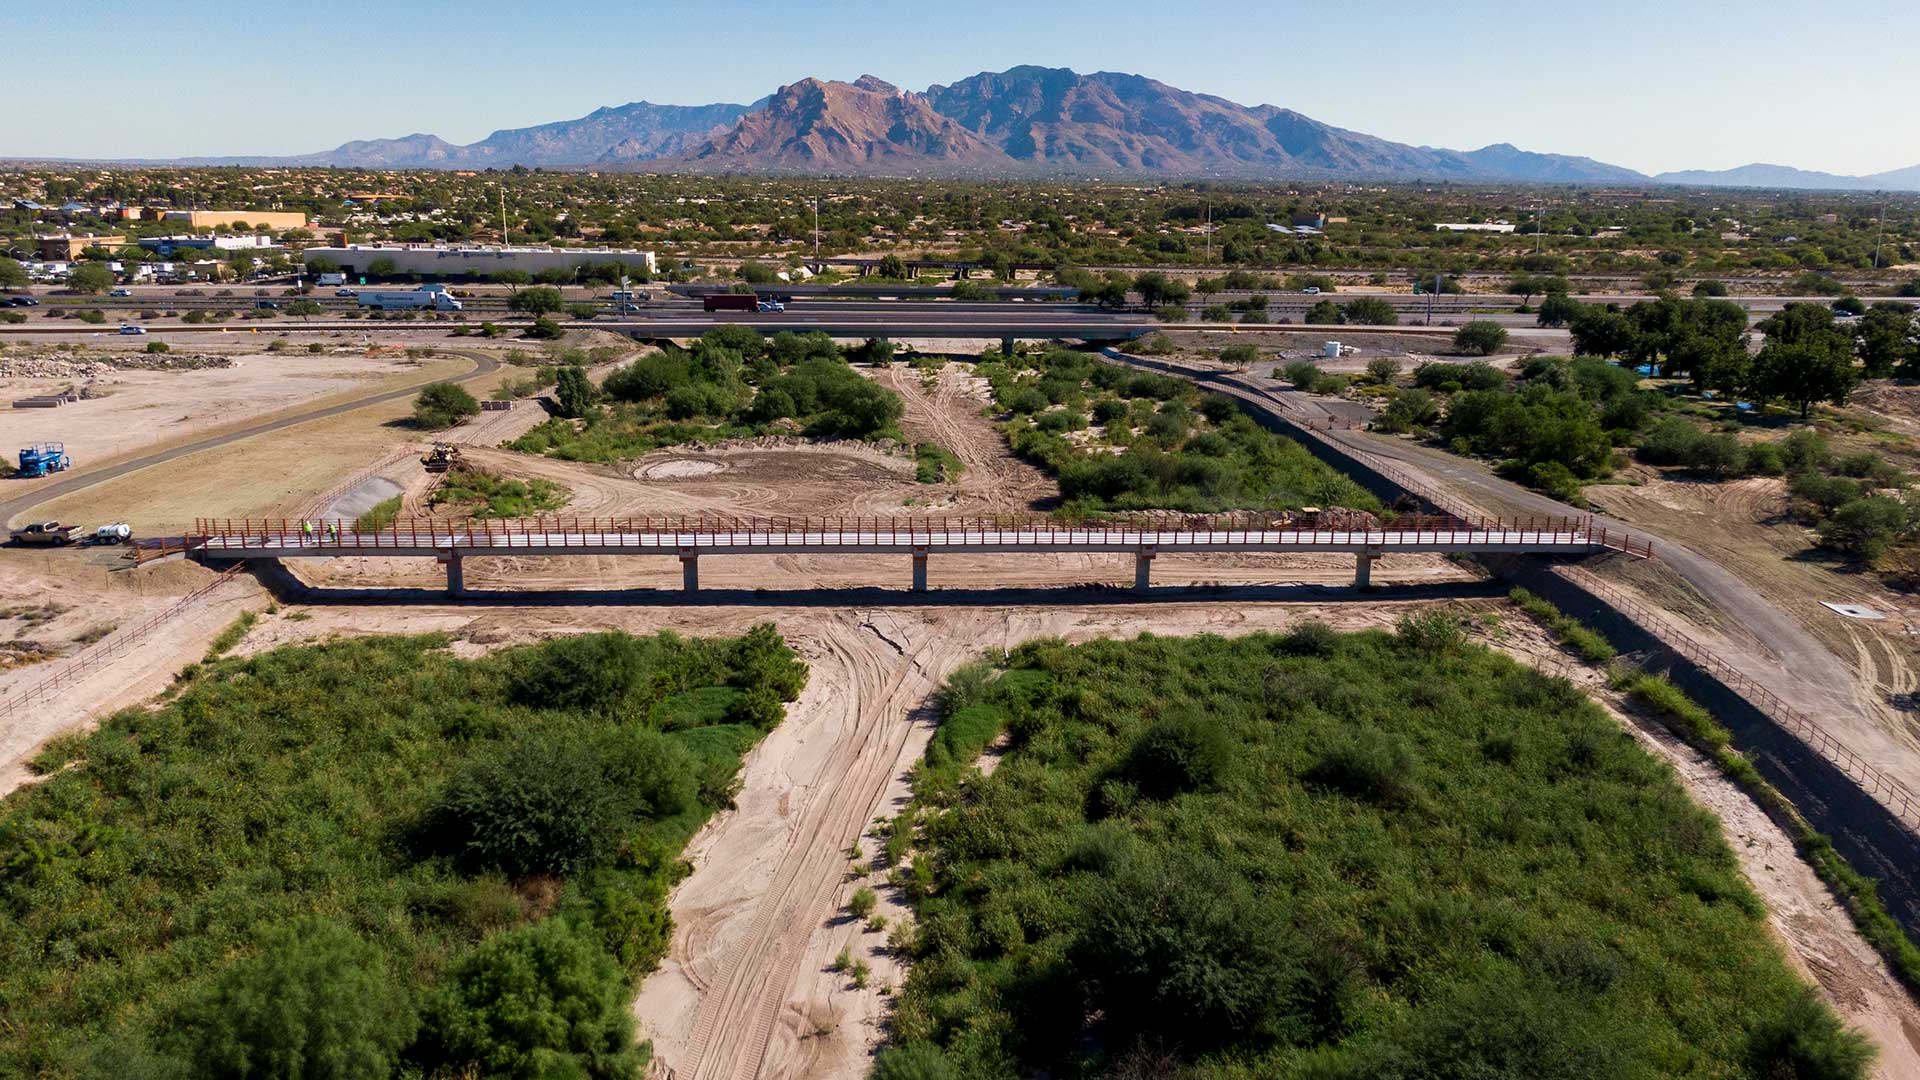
[354,494,402,532]
[1508,586,1618,663]
[430,466,569,518]
[203,610,257,660]
[0,626,806,1075]
[913,442,963,484]
[882,629,1870,1079]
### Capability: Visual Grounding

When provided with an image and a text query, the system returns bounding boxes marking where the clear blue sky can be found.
[4,0,1915,175]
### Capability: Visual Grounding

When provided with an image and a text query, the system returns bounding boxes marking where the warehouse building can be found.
[38,234,125,260]
[163,210,309,230]
[303,244,658,279]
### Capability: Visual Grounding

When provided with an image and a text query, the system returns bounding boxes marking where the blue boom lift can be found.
[17,442,70,478]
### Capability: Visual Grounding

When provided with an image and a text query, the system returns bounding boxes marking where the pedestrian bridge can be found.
[183,513,1651,595]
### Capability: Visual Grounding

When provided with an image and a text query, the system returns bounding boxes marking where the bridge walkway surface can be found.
[174,512,1649,595]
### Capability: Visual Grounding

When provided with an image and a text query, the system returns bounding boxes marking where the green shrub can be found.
[354,495,401,533]
[1396,609,1466,653]
[1310,728,1422,808]
[432,727,695,878]
[178,918,416,1080]
[1743,987,1877,1080]
[1453,320,1509,355]
[1125,713,1234,797]
[418,919,646,1079]
[849,886,878,919]
[1816,496,1911,562]
[509,631,648,711]
[872,1042,958,1080]
[412,381,479,429]
[1376,388,1439,433]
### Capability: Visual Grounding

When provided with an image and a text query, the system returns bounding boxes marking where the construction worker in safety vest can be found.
[302,521,314,541]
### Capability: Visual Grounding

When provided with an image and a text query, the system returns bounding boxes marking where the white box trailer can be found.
[358,285,462,311]
[316,272,346,286]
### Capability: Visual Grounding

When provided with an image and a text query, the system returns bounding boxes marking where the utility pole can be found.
[1426,272,1438,326]
[1204,199,1212,262]
[811,196,819,261]
[1874,199,1888,270]
[499,186,509,246]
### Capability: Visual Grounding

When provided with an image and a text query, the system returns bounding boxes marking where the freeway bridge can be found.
[178,512,1651,596]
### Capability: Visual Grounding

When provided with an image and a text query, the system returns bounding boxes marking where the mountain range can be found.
[160,66,1919,190]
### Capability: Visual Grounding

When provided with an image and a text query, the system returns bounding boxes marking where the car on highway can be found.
[110,288,132,297]
[755,300,786,313]
[617,303,641,313]
[118,324,147,335]
[1302,286,1321,295]
[255,300,279,310]
[334,288,357,297]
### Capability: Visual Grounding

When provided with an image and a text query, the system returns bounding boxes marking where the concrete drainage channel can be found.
[1100,347,1920,935]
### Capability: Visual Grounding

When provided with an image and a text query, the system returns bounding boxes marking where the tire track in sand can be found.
[674,616,944,1080]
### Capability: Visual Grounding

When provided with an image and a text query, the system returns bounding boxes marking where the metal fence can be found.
[0,563,248,723]
[182,512,1651,558]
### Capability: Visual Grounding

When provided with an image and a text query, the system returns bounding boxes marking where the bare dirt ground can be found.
[20,354,503,532]
[2,343,468,508]
[0,552,266,796]
[1585,473,1920,758]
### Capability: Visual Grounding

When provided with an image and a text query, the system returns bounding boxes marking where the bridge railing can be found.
[186,512,1645,554]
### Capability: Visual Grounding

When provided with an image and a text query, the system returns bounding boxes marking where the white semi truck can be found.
[357,284,463,311]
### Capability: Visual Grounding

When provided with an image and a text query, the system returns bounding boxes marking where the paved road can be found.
[1,351,499,529]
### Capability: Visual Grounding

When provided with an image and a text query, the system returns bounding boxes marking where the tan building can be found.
[163,210,309,230]
[39,235,126,260]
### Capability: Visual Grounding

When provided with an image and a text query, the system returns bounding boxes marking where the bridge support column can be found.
[443,552,464,597]
[679,548,698,593]
[1354,551,1375,590]
[1134,548,1155,594]
[911,546,929,593]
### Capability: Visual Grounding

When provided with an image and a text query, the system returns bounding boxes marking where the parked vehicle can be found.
[9,521,78,546]
[703,293,758,312]
[16,442,69,478]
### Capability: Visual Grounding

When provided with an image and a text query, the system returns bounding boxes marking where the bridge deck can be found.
[187,514,1649,558]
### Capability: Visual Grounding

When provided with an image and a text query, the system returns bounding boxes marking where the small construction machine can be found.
[421,442,462,474]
